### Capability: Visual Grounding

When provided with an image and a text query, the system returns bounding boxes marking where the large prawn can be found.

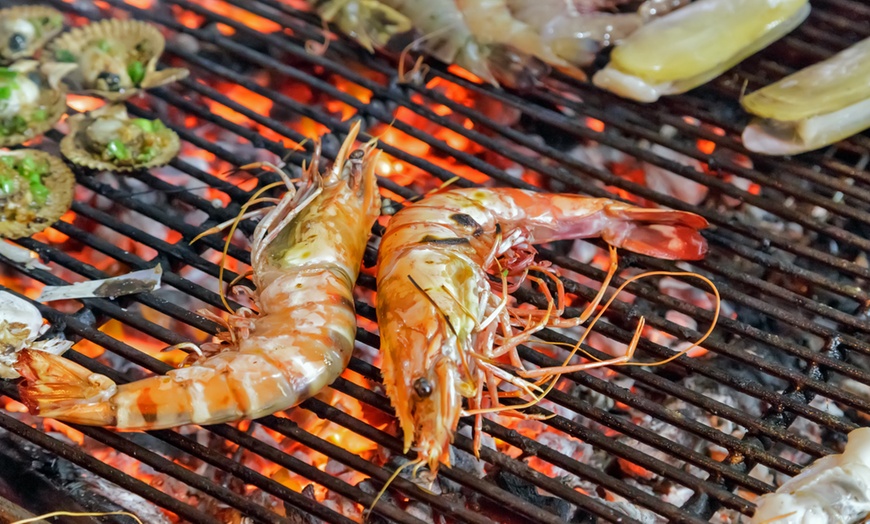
[309,0,650,88]
[15,122,382,429]
[376,188,717,473]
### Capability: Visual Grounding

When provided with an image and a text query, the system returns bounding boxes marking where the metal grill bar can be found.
[1,0,868,522]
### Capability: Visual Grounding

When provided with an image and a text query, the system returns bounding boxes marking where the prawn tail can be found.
[15,350,117,425]
[603,205,709,260]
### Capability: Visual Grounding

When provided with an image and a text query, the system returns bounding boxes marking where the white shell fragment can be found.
[37,264,163,303]
[0,240,50,270]
[0,290,72,379]
[742,36,870,156]
[592,0,810,102]
[751,427,870,524]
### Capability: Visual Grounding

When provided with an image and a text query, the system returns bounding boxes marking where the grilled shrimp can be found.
[15,122,382,429]
[314,0,544,87]
[376,188,708,472]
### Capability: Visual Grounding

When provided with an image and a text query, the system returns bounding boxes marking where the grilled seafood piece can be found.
[48,19,188,101]
[61,104,180,172]
[0,59,75,146]
[0,149,75,239]
[592,0,810,102]
[16,121,382,430]
[742,36,870,156]
[377,188,709,472]
[0,290,72,379]
[311,0,649,87]
[751,427,870,524]
[0,5,64,64]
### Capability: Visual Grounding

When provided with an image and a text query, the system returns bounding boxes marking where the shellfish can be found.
[48,19,188,101]
[0,59,76,147]
[0,6,64,64]
[61,104,180,172]
[0,149,75,239]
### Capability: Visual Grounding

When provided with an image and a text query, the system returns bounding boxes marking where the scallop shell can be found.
[0,149,75,239]
[60,104,181,172]
[0,61,71,147]
[48,19,189,101]
[0,6,64,64]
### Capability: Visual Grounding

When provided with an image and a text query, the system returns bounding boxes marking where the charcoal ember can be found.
[0,429,167,524]
[485,470,574,522]
[285,485,327,524]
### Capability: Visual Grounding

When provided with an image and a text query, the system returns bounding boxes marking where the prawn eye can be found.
[413,377,433,398]
[349,149,364,160]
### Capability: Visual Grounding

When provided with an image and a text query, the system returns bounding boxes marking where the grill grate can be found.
[0,0,869,522]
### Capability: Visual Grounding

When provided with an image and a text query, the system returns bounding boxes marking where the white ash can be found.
[87,476,173,524]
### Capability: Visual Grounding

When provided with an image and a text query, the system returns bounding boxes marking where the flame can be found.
[67,95,105,113]
[124,0,154,8]
[185,0,281,33]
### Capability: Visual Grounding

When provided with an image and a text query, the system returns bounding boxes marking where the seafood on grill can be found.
[310,0,656,87]
[742,36,870,156]
[48,19,188,100]
[0,149,75,239]
[592,0,811,102]
[377,188,711,472]
[751,427,870,524]
[16,121,382,430]
[0,290,72,380]
[61,104,180,172]
[0,59,76,146]
[0,5,65,64]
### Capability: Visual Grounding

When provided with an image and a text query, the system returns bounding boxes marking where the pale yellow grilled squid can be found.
[742,36,870,156]
[592,0,811,103]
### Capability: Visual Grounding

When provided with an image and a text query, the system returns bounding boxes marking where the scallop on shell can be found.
[0,60,76,147]
[48,19,188,101]
[0,149,75,239]
[0,6,65,64]
[61,104,180,172]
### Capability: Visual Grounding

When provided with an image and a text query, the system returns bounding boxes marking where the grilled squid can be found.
[741,36,870,156]
[0,290,72,380]
[751,427,870,524]
[592,0,811,102]
[0,6,64,64]
[61,104,180,172]
[49,19,188,101]
[0,149,75,240]
[0,60,75,146]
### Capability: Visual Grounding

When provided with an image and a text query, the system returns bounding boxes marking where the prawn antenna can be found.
[365,458,423,521]
[758,511,797,524]
[305,19,333,56]
[11,511,144,524]
[191,180,285,314]
[408,275,457,336]
[396,23,457,84]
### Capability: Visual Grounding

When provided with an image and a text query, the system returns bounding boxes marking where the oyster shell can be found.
[0,290,73,380]
[61,104,180,172]
[0,6,64,64]
[0,149,75,239]
[0,59,76,147]
[48,19,188,101]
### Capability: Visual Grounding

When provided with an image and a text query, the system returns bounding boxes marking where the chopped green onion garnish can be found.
[56,49,76,62]
[0,176,14,195]
[127,61,145,86]
[0,86,11,100]
[97,39,111,52]
[137,146,156,162]
[30,182,49,205]
[31,109,47,122]
[0,69,17,80]
[19,157,39,178]
[107,140,130,160]
[152,119,166,131]
[132,118,155,132]
[0,157,14,168]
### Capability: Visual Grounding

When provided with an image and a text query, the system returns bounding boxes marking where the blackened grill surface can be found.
[0,0,868,523]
